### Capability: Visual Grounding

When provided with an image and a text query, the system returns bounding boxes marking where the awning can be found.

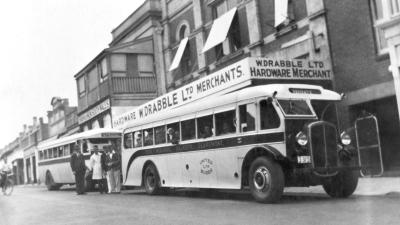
[169,37,189,71]
[202,7,237,53]
[275,0,288,27]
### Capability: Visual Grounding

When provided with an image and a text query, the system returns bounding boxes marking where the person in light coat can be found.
[89,145,106,194]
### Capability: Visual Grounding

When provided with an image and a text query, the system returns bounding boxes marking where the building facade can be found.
[0,138,24,185]
[74,0,164,131]
[20,117,49,184]
[47,97,79,138]
[325,0,400,172]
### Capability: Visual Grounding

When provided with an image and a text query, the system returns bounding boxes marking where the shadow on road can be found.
[123,188,333,204]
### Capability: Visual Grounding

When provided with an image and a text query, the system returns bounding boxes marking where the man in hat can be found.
[70,144,87,195]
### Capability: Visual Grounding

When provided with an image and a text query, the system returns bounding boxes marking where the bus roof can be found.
[123,83,341,131]
[38,128,121,150]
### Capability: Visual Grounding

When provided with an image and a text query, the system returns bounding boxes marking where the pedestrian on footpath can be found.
[70,144,87,195]
[89,145,106,194]
[105,145,122,194]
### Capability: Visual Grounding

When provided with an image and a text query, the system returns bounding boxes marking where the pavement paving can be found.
[285,177,400,196]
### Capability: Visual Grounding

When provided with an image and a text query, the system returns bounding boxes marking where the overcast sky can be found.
[0,0,145,148]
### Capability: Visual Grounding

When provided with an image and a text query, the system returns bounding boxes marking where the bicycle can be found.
[1,171,14,196]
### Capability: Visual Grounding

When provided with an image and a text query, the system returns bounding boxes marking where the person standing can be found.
[89,145,106,194]
[70,144,87,195]
[105,145,121,193]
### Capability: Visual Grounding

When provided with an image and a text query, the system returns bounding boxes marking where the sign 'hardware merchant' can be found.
[112,57,332,129]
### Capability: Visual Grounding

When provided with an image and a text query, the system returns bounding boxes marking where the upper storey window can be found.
[202,1,243,59]
[78,76,85,97]
[169,22,193,76]
[370,0,400,54]
[111,54,154,77]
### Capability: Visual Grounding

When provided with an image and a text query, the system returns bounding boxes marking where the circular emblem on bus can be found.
[200,158,213,175]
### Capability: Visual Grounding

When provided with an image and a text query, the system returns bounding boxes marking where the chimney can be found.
[39,117,44,125]
[33,117,38,126]
[23,124,27,133]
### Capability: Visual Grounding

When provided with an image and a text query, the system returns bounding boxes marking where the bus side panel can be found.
[164,153,184,187]
[38,165,47,184]
[214,142,286,189]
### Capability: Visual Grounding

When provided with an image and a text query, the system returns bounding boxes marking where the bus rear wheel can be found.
[322,170,358,198]
[45,172,62,191]
[248,157,284,203]
[143,164,161,195]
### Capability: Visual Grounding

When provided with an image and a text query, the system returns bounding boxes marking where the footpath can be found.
[19,177,400,197]
[285,177,400,196]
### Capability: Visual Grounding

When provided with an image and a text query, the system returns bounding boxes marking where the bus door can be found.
[355,115,384,176]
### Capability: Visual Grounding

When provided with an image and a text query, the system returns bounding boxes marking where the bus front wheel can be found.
[248,157,284,203]
[322,170,358,198]
[143,164,161,195]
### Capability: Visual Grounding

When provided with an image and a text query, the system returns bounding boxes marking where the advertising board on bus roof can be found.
[112,57,333,129]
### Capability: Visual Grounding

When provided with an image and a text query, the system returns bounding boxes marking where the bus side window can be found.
[82,140,88,153]
[39,151,43,160]
[181,119,196,141]
[167,122,180,143]
[48,149,53,159]
[133,131,143,148]
[239,103,256,132]
[260,100,280,129]
[58,147,64,157]
[44,150,48,160]
[144,128,154,146]
[124,133,133,149]
[155,126,166,145]
[197,115,213,138]
[54,148,58,158]
[215,110,236,136]
[69,143,75,155]
[64,144,70,156]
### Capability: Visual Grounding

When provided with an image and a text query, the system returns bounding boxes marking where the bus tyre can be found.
[248,157,284,203]
[322,170,358,198]
[45,172,61,191]
[144,164,161,195]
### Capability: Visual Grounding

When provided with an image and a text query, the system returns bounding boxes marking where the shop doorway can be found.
[349,96,400,172]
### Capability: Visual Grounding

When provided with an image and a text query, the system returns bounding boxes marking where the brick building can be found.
[325,0,400,172]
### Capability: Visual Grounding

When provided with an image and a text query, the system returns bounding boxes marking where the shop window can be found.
[215,109,236,136]
[260,100,280,129]
[78,76,86,97]
[154,125,166,145]
[167,122,180,143]
[181,119,196,141]
[144,128,154,146]
[239,103,256,132]
[370,0,400,54]
[124,133,133,149]
[133,131,143,148]
[197,115,214,138]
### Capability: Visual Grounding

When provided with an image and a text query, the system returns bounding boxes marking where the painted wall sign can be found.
[78,99,110,124]
[113,57,333,129]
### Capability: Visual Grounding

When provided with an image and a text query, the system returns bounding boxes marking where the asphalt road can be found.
[1,186,399,225]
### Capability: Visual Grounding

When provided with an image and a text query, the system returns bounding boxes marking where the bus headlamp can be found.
[295,132,308,146]
[340,132,351,145]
